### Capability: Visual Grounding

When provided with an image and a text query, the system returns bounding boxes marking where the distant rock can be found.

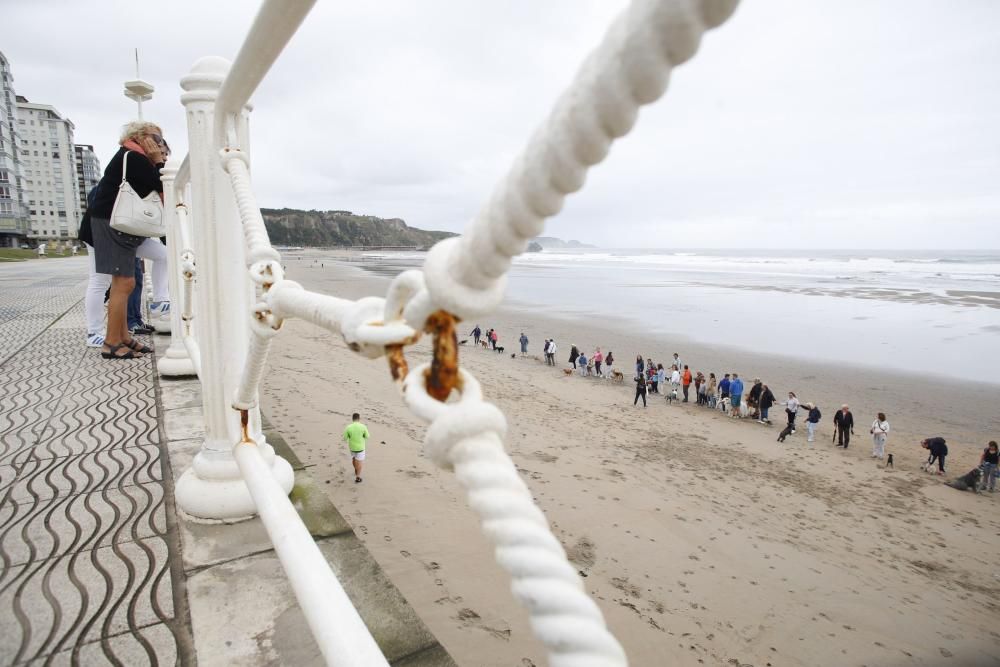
[530,236,596,249]
[260,208,455,248]
[526,241,544,253]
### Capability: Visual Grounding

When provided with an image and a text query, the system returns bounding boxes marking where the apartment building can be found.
[74,143,101,213]
[16,95,82,240]
[0,51,31,247]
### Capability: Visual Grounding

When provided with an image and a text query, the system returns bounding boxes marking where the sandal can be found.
[101,343,140,360]
[124,338,153,354]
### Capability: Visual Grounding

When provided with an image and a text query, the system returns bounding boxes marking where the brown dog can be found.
[611,370,625,384]
[562,368,574,376]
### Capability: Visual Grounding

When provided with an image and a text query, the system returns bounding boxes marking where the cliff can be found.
[260,208,456,248]
[531,236,595,249]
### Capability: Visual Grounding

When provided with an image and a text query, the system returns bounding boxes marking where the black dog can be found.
[459,339,468,345]
[496,346,505,354]
[885,453,893,469]
[510,353,516,359]
[947,468,982,492]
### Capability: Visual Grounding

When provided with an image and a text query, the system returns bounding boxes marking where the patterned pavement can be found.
[0,258,193,665]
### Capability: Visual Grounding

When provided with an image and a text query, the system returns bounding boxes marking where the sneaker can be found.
[86,333,105,348]
[130,322,154,335]
[149,301,171,317]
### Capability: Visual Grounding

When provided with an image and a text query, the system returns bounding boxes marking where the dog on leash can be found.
[947,468,983,492]
[495,346,505,354]
[717,396,730,413]
[610,370,625,384]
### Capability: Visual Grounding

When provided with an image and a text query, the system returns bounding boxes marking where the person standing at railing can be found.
[87,121,169,359]
[343,412,370,483]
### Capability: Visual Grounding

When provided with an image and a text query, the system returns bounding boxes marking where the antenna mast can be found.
[124,48,154,120]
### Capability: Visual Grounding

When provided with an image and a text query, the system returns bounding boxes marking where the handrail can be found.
[233,439,388,666]
[175,154,190,191]
[213,0,316,146]
[164,0,741,663]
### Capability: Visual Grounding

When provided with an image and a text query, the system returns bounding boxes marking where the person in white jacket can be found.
[870,413,890,459]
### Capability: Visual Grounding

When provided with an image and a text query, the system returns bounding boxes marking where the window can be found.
[58,211,66,218]
[0,202,13,214]
[0,186,10,198]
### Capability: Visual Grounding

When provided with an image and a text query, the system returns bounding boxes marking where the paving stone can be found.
[0,261,192,664]
[0,482,166,568]
[162,406,206,442]
[0,536,175,660]
[158,378,203,411]
[6,444,162,504]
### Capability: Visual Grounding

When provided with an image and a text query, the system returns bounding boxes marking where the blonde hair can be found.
[119,121,166,164]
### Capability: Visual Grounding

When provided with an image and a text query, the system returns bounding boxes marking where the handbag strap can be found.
[120,150,129,184]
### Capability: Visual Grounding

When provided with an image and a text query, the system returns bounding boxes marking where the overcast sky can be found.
[4,0,999,248]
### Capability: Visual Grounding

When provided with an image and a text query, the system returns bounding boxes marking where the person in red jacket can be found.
[681,365,693,402]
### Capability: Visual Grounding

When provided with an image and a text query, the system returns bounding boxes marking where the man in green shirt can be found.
[343,412,370,483]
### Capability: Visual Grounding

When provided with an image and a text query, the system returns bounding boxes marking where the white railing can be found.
[157,0,739,664]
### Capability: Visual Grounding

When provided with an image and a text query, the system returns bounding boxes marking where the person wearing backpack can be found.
[804,403,821,443]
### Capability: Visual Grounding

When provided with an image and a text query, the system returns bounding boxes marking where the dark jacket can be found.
[926,437,948,457]
[90,147,164,220]
[807,407,822,423]
[749,383,762,403]
[833,410,854,431]
[569,347,579,364]
[759,388,775,410]
[78,185,101,246]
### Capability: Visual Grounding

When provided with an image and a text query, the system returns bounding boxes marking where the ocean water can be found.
[345,249,1000,384]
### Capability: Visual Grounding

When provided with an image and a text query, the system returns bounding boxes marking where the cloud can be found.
[3,0,998,248]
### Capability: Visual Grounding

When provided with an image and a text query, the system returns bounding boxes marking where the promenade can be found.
[0,257,194,664]
[0,258,456,666]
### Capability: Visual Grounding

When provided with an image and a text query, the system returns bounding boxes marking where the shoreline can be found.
[261,255,1000,666]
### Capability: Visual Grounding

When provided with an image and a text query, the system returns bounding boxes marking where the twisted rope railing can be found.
[175,0,740,663]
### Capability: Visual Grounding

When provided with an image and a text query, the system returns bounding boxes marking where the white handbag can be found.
[109,151,165,237]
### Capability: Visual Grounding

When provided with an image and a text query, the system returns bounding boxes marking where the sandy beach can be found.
[261,255,1000,666]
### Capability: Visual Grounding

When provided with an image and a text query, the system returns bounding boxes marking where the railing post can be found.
[157,157,196,377]
[175,56,293,521]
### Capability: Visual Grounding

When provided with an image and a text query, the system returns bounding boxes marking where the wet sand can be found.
[261,256,1000,666]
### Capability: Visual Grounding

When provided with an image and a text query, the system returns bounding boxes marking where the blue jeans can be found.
[982,463,997,490]
[127,259,144,329]
[760,406,769,421]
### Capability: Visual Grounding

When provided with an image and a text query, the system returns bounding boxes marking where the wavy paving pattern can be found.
[0,261,193,665]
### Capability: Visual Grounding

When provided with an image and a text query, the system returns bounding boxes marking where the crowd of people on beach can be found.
[466,324,998,493]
